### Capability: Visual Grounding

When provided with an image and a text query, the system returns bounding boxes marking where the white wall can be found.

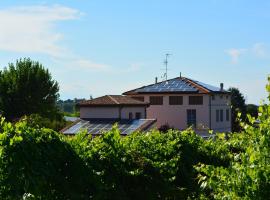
[210,94,231,132]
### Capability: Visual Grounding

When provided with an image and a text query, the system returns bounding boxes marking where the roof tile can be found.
[78,95,148,106]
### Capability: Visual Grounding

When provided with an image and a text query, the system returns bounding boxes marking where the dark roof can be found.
[123,77,229,95]
[78,95,149,107]
[61,118,157,135]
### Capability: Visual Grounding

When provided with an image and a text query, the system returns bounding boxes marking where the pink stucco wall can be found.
[128,94,231,133]
[121,107,146,119]
[80,107,119,119]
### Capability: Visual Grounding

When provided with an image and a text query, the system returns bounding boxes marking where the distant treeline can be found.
[57,99,85,114]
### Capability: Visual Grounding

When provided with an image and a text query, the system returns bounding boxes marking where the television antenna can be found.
[163,53,171,81]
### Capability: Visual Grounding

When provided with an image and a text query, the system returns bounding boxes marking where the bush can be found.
[0,119,98,199]
[196,77,270,199]
[21,114,68,131]
[0,119,229,199]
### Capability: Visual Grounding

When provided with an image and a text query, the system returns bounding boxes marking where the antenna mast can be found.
[164,53,171,80]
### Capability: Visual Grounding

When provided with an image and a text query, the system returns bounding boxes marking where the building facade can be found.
[123,76,231,133]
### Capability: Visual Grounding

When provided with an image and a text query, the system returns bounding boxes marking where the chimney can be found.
[220,83,224,91]
[180,72,182,78]
[155,77,158,84]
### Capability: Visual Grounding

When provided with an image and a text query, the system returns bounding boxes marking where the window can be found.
[187,109,196,127]
[189,96,203,105]
[216,110,220,122]
[129,112,133,120]
[135,112,141,119]
[212,95,215,100]
[220,109,223,122]
[226,109,230,121]
[220,95,223,99]
[169,96,183,105]
[150,96,163,105]
[132,96,144,102]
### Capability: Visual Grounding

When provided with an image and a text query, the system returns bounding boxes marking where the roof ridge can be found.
[122,77,180,95]
[183,77,210,93]
[107,95,119,104]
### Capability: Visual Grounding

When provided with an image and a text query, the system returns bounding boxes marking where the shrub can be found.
[0,119,98,199]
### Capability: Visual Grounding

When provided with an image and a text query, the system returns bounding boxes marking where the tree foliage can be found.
[0,120,229,199]
[197,76,270,199]
[246,104,258,118]
[0,119,98,199]
[22,114,69,132]
[228,87,247,132]
[0,58,59,120]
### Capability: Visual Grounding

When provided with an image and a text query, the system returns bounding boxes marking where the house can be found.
[62,76,231,136]
[123,76,231,134]
[62,95,156,135]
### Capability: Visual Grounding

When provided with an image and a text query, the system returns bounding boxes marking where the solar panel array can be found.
[63,119,153,135]
[195,81,222,92]
[135,78,198,93]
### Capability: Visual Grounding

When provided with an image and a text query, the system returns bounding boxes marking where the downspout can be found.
[144,106,146,119]
[119,106,123,120]
[209,95,212,130]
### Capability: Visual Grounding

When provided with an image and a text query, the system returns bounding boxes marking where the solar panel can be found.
[196,81,221,92]
[136,78,198,93]
[63,119,155,135]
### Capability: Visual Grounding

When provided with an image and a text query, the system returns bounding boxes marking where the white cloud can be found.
[253,43,267,57]
[0,5,81,57]
[225,48,247,63]
[72,59,111,71]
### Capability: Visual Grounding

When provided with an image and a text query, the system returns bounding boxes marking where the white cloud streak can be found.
[0,5,82,57]
[226,43,270,63]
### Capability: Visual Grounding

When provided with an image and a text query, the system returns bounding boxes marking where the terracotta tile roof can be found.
[123,76,229,95]
[78,95,149,107]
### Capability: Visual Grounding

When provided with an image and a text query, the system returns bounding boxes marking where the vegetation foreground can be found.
[0,96,270,199]
[0,59,269,199]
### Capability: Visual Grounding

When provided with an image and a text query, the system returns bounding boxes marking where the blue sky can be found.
[0,0,269,104]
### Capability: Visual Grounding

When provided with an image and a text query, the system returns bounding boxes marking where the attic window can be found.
[169,96,183,105]
[189,96,203,105]
[150,96,163,105]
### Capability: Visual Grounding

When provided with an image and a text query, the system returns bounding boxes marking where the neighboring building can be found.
[62,95,156,135]
[79,95,149,120]
[123,76,231,134]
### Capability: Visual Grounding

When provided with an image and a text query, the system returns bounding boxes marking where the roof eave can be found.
[78,103,149,107]
[124,91,209,95]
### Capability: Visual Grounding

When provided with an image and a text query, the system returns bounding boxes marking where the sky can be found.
[0,0,269,104]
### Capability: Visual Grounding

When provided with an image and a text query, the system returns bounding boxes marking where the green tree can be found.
[246,104,258,118]
[228,87,247,132]
[0,58,59,120]
[197,76,270,199]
